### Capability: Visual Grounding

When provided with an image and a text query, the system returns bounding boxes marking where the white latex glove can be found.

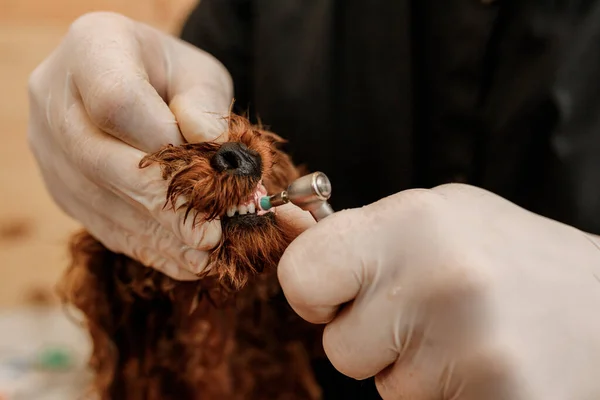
[27,12,234,280]
[278,183,600,399]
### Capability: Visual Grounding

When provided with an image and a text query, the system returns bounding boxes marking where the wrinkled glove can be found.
[278,183,600,399]
[27,12,235,280]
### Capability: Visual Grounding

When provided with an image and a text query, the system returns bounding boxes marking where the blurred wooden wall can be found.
[0,0,198,308]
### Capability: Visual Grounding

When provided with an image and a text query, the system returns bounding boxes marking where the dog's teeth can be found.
[227,206,236,217]
[239,204,248,215]
[248,203,256,214]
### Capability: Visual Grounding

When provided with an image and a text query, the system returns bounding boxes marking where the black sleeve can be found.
[178,0,253,114]
[550,2,600,234]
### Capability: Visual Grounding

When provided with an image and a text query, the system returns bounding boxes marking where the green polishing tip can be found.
[260,196,272,211]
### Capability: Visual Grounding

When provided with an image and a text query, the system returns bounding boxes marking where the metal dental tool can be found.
[259,172,334,221]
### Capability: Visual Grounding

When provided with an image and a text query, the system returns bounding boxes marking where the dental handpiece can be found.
[259,172,334,222]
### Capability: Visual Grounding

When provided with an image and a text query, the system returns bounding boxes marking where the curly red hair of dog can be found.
[57,114,326,399]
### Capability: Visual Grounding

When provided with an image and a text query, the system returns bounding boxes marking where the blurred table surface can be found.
[0,305,93,399]
[0,0,197,308]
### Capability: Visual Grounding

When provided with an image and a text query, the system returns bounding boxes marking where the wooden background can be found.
[0,0,197,308]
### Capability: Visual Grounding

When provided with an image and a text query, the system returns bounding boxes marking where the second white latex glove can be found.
[28,12,234,280]
[278,183,600,399]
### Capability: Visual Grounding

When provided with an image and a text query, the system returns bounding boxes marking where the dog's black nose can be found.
[211,142,262,177]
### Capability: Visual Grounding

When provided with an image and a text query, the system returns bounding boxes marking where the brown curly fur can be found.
[57,114,326,399]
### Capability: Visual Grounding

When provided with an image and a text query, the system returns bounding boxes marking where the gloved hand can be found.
[27,12,235,280]
[278,183,600,399]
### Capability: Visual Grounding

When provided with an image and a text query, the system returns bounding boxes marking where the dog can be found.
[58,114,326,399]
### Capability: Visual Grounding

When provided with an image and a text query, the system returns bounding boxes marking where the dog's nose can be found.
[211,142,262,177]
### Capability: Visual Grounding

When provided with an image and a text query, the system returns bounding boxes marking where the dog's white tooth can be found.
[239,204,248,215]
[227,206,236,217]
[248,203,256,214]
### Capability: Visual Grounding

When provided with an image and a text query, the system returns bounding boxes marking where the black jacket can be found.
[179,1,600,397]
[180,0,600,235]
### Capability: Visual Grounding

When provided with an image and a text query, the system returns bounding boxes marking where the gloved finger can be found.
[374,343,527,400]
[443,347,528,400]
[58,101,222,251]
[163,35,233,143]
[67,12,184,153]
[45,166,197,280]
[119,236,204,281]
[64,192,202,282]
[374,359,441,400]
[320,286,403,380]
[32,115,213,277]
[274,202,316,233]
[277,208,367,324]
[78,178,212,275]
[277,189,451,325]
[321,251,491,381]
[39,151,210,278]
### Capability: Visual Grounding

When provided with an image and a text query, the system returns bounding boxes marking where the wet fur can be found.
[58,115,325,399]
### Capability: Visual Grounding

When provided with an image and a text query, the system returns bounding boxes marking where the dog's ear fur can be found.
[58,230,240,399]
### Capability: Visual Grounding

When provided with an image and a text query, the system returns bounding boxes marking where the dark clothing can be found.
[179,1,600,397]
[180,0,600,234]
